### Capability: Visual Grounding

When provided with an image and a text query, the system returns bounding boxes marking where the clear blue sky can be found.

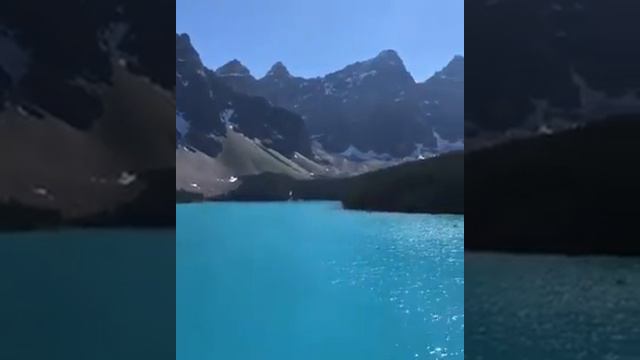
[176,0,463,81]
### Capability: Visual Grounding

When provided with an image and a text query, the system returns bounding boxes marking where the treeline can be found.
[216,151,464,215]
[1,168,176,231]
[465,114,640,255]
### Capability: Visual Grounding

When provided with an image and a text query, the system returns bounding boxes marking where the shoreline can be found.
[466,248,640,257]
[176,196,465,216]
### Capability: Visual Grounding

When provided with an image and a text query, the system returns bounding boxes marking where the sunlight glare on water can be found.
[177,202,464,360]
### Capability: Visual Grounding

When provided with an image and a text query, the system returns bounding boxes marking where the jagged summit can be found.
[324,49,408,79]
[265,61,291,78]
[353,49,411,78]
[433,55,464,81]
[177,33,191,43]
[377,49,400,58]
[176,33,205,68]
[372,49,404,65]
[447,55,464,68]
[216,59,252,77]
[212,46,464,157]
[1,2,176,227]
[176,35,313,161]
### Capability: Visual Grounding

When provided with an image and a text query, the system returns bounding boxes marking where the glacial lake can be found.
[177,201,464,360]
[465,253,640,360]
[0,229,176,360]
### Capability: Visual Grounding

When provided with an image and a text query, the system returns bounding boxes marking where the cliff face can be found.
[176,33,312,158]
[0,1,176,229]
[465,0,640,146]
[215,52,464,157]
[176,33,322,197]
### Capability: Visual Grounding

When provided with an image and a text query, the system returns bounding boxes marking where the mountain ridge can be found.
[1,1,175,229]
[213,48,464,157]
[176,33,323,197]
[176,32,464,197]
[465,0,640,147]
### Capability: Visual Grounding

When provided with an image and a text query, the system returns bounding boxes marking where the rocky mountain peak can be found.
[324,49,411,85]
[372,49,404,67]
[177,33,191,44]
[265,61,291,78]
[176,35,313,159]
[176,33,204,69]
[439,55,464,80]
[376,49,401,60]
[216,59,252,77]
[212,46,463,157]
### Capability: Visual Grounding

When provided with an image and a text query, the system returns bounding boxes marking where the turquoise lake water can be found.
[0,229,176,360]
[177,202,464,360]
[466,253,640,360]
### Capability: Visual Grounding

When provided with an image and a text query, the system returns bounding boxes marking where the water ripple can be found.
[329,213,464,359]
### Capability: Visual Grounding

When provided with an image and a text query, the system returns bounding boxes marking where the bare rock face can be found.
[463,1,640,254]
[0,1,175,228]
[176,33,320,197]
[465,0,640,143]
[214,50,464,157]
[176,33,312,158]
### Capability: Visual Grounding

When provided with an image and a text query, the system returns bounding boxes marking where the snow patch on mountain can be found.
[571,68,640,118]
[358,70,377,82]
[323,82,335,95]
[434,131,464,152]
[514,69,640,140]
[218,73,249,77]
[176,111,189,136]
[117,171,137,186]
[98,22,141,70]
[340,145,393,161]
[411,143,436,160]
[219,109,236,129]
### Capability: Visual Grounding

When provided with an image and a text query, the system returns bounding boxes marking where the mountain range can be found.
[465,0,640,148]
[176,33,320,197]
[464,0,640,255]
[215,49,464,157]
[176,32,463,196]
[0,1,175,229]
